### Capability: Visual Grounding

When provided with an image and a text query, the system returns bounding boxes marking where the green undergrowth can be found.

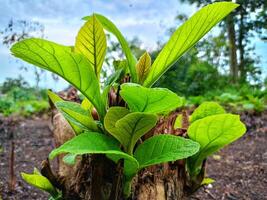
[186,86,267,113]
[0,84,49,117]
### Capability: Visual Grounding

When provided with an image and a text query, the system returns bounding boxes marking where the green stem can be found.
[123,179,132,198]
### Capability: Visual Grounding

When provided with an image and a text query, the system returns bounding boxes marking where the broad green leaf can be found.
[75,14,107,78]
[136,51,151,84]
[191,102,225,123]
[120,83,183,114]
[104,107,157,154]
[123,134,199,197]
[187,114,246,175]
[55,101,99,132]
[49,132,139,174]
[143,2,239,87]
[134,134,200,169]
[85,14,137,82]
[21,173,57,196]
[115,112,157,154]
[10,38,105,119]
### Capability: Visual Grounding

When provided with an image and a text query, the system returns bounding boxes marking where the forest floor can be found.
[0,111,266,200]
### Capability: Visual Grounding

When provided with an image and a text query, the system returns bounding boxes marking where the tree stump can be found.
[44,88,198,200]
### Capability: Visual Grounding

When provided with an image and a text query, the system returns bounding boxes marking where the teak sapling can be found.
[10,2,246,199]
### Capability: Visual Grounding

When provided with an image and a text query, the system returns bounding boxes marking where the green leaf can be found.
[187,114,246,175]
[115,112,157,154]
[104,107,157,154]
[120,83,183,114]
[50,132,139,186]
[90,14,138,82]
[47,90,63,103]
[63,153,77,165]
[174,114,183,129]
[33,167,41,175]
[101,85,112,109]
[190,102,225,123]
[113,59,129,72]
[48,195,63,200]
[75,14,107,78]
[143,2,239,87]
[123,134,199,197]
[55,101,99,132]
[136,51,151,84]
[81,98,93,111]
[47,91,91,133]
[10,38,105,119]
[104,107,130,133]
[21,172,57,196]
[201,177,215,186]
[134,134,200,169]
[49,132,138,172]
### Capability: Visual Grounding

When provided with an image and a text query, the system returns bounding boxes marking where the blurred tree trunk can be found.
[238,7,246,83]
[226,14,238,83]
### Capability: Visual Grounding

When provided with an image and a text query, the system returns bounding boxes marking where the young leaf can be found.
[187,114,246,175]
[55,101,99,132]
[75,14,107,78]
[143,2,239,87]
[134,134,200,169]
[48,91,86,133]
[86,14,138,82]
[201,177,215,186]
[136,51,151,84]
[33,167,41,175]
[190,101,225,123]
[49,132,138,171]
[21,173,57,197]
[10,38,106,119]
[120,83,183,114]
[174,114,183,129]
[104,107,157,154]
[81,98,93,111]
[47,90,63,103]
[104,107,130,133]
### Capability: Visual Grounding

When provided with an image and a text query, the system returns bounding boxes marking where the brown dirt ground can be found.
[0,111,266,200]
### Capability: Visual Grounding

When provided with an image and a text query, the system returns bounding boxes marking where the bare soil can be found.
[0,111,266,200]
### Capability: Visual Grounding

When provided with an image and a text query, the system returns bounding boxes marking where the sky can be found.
[0,0,266,91]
